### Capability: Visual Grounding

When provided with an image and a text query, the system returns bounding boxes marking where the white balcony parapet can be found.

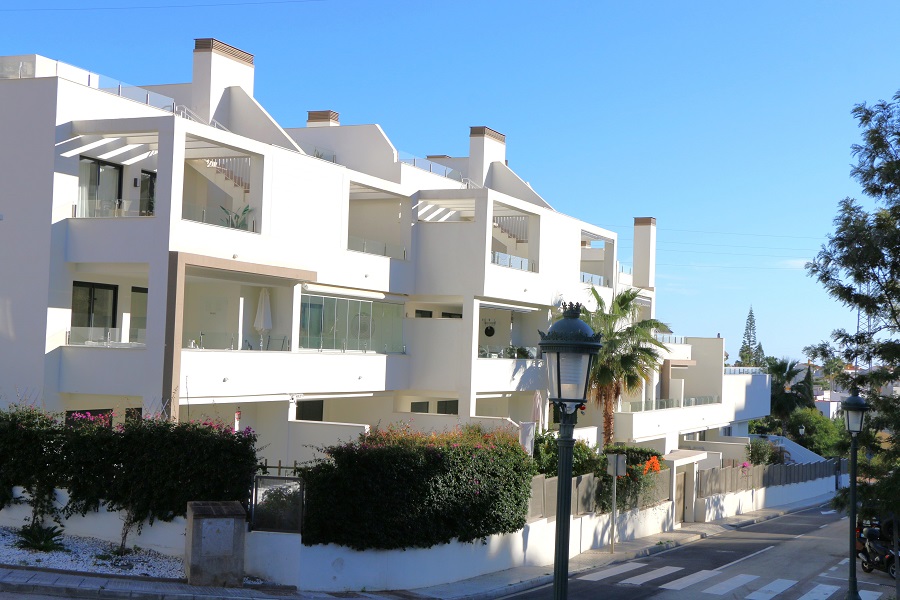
[618,396,721,413]
[580,272,608,287]
[0,55,175,112]
[398,152,481,189]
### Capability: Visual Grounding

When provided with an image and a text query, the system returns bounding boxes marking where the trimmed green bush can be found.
[301,423,535,550]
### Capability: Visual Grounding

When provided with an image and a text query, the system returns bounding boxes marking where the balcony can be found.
[477,345,538,359]
[399,152,479,188]
[491,251,536,272]
[619,396,721,413]
[348,235,407,260]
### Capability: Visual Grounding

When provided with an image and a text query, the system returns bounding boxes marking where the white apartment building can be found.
[0,40,769,487]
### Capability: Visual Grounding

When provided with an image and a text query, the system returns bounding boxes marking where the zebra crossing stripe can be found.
[859,591,883,600]
[660,569,721,590]
[746,579,798,600]
[620,566,683,585]
[577,562,646,581]
[796,584,840,600]
[703,574,759,595]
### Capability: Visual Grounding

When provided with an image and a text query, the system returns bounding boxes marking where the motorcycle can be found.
[860,527,897,579]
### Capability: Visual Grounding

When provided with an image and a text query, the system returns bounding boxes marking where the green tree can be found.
[806,90,900,565]
[787,408,843,458]
[737,307,761,366]
[579,288,669,446]
[766,358,815,436]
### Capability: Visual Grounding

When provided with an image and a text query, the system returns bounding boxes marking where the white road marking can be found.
[796,583,840,600]
[795,534,805,538]
[620,565,683,585]
[822,510,836,514]
[859,591,883,600]
[820,524,829,529]
[577,561,646,581]
[719,545,774,570]
[746,579,798,600]
[659,569,720,590]
[703,574,759,595]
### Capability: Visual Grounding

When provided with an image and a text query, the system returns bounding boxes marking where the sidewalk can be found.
[0,493,837,600]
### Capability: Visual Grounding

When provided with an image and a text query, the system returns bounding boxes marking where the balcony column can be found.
[290,284,302,352]
[459,296,481,419]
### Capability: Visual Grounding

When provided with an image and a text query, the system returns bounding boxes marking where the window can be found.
[78,157,122,217]
[415,310,433,318]
[442,312,462,319]
[437,400,458,415]
[71,282,118,344]
[125,408,143,423]
[410,401,429,413]
[720,426,732,437]
[140,171,156,216]
[300,294,403,352]
[296,400,324,422]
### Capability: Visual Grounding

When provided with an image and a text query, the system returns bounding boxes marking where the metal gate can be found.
[675,471,685,523]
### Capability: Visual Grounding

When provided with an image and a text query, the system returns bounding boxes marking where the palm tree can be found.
[767,358,816,436]
[579,288,670,446]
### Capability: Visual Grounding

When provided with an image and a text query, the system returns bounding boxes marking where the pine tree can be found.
[737,307,759,366]
[753,342,766,366]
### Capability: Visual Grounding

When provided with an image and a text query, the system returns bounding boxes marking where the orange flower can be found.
[643,456,661,474]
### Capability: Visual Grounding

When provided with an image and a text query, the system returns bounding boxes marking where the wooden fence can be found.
[527,469,671,521]
[698,458,847,498]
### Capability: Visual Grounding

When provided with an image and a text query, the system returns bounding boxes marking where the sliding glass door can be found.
[70,282,118,344]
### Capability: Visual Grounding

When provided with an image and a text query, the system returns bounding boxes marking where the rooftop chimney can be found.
[633,217,656,291]
[307,110,340,127]
[469,126,506,187]
[192,38,254,124]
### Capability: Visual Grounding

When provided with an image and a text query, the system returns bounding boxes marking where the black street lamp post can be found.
[539,303,602,600]
[842,389,869,600]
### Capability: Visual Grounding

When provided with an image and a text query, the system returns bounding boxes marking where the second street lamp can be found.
[539,302,602,600]
[842,389,870,600]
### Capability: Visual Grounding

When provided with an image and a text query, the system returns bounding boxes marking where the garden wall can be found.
[243,501,674,591]
[0,487,185,556]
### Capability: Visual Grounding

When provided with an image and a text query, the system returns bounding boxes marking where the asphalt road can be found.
[504,505,898,600]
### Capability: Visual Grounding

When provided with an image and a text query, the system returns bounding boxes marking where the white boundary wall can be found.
[244,502,673,591]
[694,474,848,523]
[0,487,185,556]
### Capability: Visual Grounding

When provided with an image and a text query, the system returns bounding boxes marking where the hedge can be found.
[301,423,536,550]
[0,404,258,550]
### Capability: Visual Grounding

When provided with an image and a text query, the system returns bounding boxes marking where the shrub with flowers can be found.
[301,422,535,550]
[596,445,668,513]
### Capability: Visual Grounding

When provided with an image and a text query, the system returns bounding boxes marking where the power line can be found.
[655,262,806,270]
[0,0,323,11]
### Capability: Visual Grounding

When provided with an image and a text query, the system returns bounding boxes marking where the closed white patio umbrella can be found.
[254,288,272,350]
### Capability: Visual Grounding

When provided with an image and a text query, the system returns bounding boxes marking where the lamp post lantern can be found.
[539,302,602,600]
[842,389,869,600]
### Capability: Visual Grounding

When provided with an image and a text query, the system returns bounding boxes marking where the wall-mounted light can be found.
[133,177,139,188]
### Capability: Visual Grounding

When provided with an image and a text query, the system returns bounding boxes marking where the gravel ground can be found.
[0,526,185,579]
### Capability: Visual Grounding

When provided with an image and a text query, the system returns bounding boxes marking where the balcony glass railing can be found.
[654,333,686,344]
[618,396,721,413]
[724,367,765,375]
[478,345,539,359]
[619,264,633,275]
[491,251,537,272]
[182,331,290,352]
[348,235,407,260]
[580,272,607,287]
[0,56,175,112]
[67,327,146,348]
[182,204,258,233]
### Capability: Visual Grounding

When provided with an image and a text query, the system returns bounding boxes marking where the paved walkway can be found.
[0,493,837,600]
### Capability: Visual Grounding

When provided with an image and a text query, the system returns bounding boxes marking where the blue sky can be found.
[5,0,896,362]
